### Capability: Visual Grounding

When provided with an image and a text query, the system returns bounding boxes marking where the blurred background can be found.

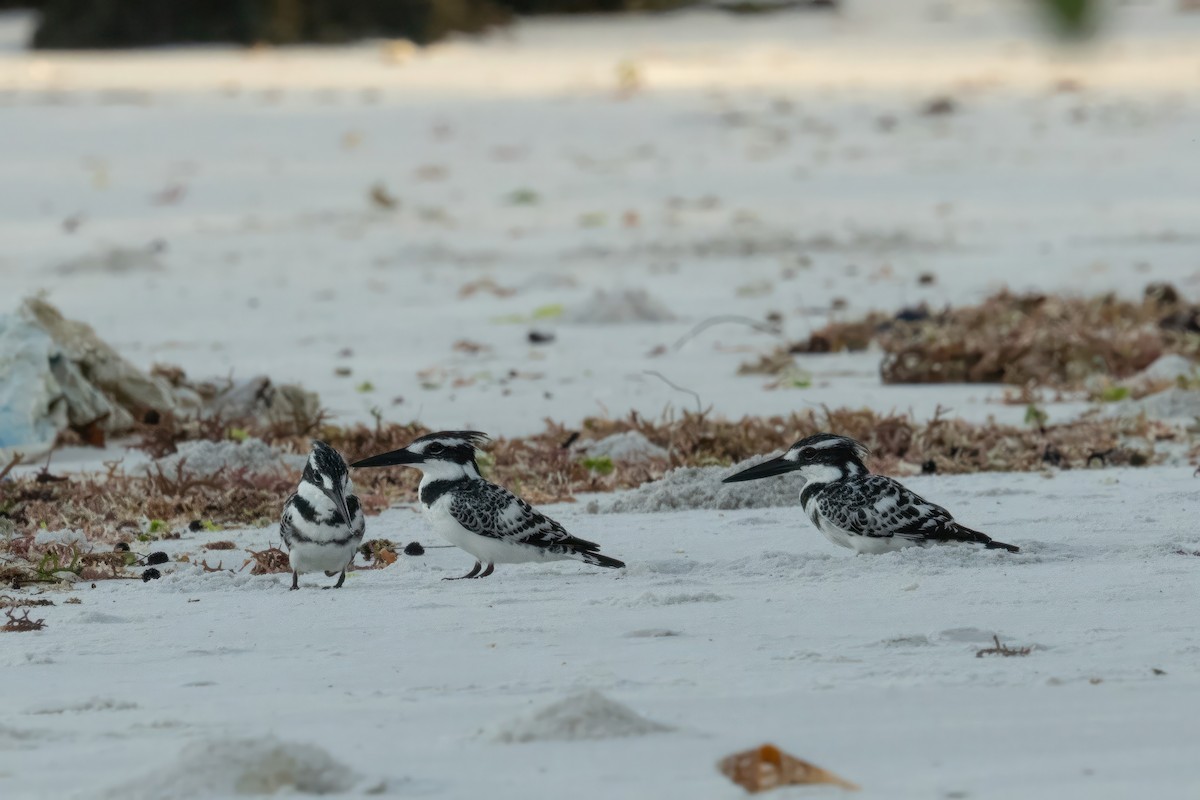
[2,0,1199,451]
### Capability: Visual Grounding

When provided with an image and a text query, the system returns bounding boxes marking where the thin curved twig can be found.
[672,314,783,351]
[642,370,704,414]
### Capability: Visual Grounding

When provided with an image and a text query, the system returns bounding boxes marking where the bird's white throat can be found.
[416,459,481,490]
[296,479,336,512]
[797,463,852,485]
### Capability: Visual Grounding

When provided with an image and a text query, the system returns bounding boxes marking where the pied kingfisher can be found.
[723,433,1019,555]
[351,431,625,579]
[280,441,366,589]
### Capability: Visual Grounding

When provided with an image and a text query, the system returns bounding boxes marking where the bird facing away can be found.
[280,441,366,589]
[351,431,625,579]
[722,433,1019,555]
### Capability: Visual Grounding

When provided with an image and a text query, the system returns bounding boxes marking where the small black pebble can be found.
[142,409,161,425]
[1042,444,1063,467]
[188,520,203,532]
[921,459,938,474]
[404,541,425,556]
[894,306,929,323]
[528,329,555,345]
[146,552,169,566]
[114,542,131,552]
[141,568,162,582]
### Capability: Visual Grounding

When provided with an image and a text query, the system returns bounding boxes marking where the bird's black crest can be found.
[790,433,871,466]
[411,430,490,448]
[305,440,349,482]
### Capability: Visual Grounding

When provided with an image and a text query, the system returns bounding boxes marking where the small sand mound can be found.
[602,454,803,513]
[563,289,676,324]
[493,690,672,743]
[150,438,301,478]
[582,430,669,463]
[102,737,360,798]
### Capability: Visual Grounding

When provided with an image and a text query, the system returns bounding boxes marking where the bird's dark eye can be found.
[800,447,816,458]
[426,443,445,455]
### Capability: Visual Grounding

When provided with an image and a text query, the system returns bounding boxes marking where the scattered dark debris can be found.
[458,278,515,299]
[976,635,1032,658]
[452,339,491,355]
[917,272,937,286]
[141,568,162,582]
[144,552,169,566]
[368,182,398,210]
[404,541,425,556]
[921,96,958,116]
[1152,668,1167,676]
[2,608,46,632]
[114,542,131,552]
[65,597,81,604]
[1173,549,1200,557]
[188,520,203,532]
[920,459,937,475]
[204,541,237,551]
[1042,444,1063,467]
[334,366,353,377]
[1089,677,1103,685]
[528,329,556,345]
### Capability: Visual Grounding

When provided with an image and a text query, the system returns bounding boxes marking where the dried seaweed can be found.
[976,635,1032,657]
[245,546,290,575]
[2,608,46,632]
[0,408,1175,546]
[743,287,1200,389]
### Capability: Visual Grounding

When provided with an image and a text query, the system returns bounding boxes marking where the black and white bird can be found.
[351,431,625,579]
[723,433,1019,554]
[280,441,366,589]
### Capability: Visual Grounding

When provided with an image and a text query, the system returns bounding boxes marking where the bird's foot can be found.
[443,562,483,581]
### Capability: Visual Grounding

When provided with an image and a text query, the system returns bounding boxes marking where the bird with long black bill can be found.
[280,441,366,589]
[723,433,1019,555]
[351,431,625,579]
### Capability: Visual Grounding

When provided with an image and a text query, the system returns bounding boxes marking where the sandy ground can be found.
[4,468,1200,798]
[2,1,1200,797]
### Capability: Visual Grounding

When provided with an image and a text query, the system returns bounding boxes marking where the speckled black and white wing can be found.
[448,481,624,567]
[280,493,300,550]
[812,475,1017,551]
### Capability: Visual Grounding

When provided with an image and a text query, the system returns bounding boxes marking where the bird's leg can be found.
[290,571,299,591]
[443,561,483,581]
[332,570,346,589]
[478,562,495,578]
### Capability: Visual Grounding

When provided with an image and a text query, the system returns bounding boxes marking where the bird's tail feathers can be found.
[956,524,1020,553]
[570,549,626,569]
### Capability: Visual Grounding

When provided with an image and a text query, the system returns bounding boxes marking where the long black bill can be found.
[722,455,798,483]
[350,448,421,469]
[328,485,355,530]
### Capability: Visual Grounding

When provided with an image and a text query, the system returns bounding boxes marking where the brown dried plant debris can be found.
[743,286,1200,389]
[358,539,399,566]
[245,546,290,575]
[2,608,47,632]
[0,408,1175,543]
[204,541,237,550]
[976,635,1033,658]
[0,595,54,608]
